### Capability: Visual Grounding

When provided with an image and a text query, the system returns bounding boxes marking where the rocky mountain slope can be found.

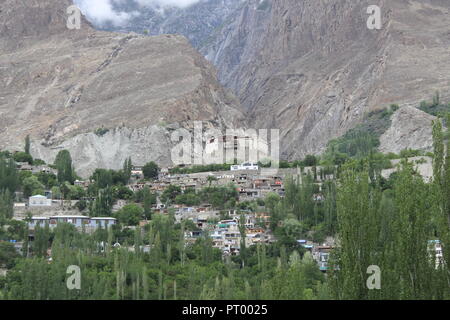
[0,0,244,176]
[201,0,450,158]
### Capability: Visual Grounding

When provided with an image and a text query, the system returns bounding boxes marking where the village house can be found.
[74,179,90,188]
[131,165,144,179]
[29,195,52,207]
[27,216,117,233]
[32,165,57,175]
[16,162,32,172]
[312,245,334,272]
[428,240,444,269]
[231,162,259,171]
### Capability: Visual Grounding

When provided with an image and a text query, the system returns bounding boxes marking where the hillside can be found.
[0,0,244,176]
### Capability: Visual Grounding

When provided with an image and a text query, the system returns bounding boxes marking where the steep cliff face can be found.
[0,0,244,176]
[202,0,450,158]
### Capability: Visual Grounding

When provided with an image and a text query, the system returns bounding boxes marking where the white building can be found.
[28,216,117,233]
[231,162,259,171]
[29,195,52,207]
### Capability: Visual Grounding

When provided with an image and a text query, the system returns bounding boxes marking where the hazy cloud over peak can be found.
[74,0,203,26]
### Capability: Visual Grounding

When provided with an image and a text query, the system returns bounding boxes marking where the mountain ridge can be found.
[0,0,245,177]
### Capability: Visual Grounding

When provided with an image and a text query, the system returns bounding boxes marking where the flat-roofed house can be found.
[49,215,89,228]
[29,195,52,207]
[89,217,117,229]
[28,217,49,229]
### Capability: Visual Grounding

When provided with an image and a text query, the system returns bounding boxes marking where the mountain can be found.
[2,0,449,176]
[0,0,244,177]
[74,0,245,49]
[201,0,450,158]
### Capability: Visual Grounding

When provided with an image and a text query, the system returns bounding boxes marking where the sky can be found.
[74,0,203,26]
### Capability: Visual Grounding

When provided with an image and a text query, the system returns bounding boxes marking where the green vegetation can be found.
[419,91,450,117]
[0,217,327,300]
[13,152,33,164]
[123,157,132,183]
[94,127,109,137]
[54,150,75,184]
[326,116,450,299]
[115,203,144,226]
[325,106,396,160]
[143,161,159,180]
[0,112,449,301]
[24,135,30,155]
[169,163,231,174]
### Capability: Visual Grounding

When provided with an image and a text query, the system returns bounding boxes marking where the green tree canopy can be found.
[54,150,75,184]
[143,161,159,180]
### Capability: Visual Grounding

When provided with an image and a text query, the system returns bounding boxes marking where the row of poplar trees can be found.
[329,115,450,299]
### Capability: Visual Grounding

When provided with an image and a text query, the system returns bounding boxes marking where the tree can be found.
[175,192,200,206]
[51,186,62,200]
[431,115,450,289]
[0,242,20,269]
[330,160,446,300]
[91,187,113,217]
[143,161,159,180]
[13,152,33,164]
[238,213,247,267]
[24,135,31,155]
[161,185,182,205]
[433,90,440,106]
[54,150,74,184]
[22,176,45,198]
[36,172,57,189]
[116,203,144,226]
[143,187,156,219]
[0,189,14,221]
[302,155,318,167]
[207,176,218,186]
[123,157,132,183]
[0,157,19,193]
[91,169,113,189]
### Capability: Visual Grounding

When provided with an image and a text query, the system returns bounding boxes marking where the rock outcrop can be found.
[0,0,245,177]
[379,106,437,154]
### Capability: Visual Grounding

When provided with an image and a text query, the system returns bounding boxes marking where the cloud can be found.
[135,0,202,8]
[74,0,136,27]
[74,0,202,27]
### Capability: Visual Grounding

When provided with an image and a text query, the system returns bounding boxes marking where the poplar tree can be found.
[24,135,31,155]
[54,150,74,184]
